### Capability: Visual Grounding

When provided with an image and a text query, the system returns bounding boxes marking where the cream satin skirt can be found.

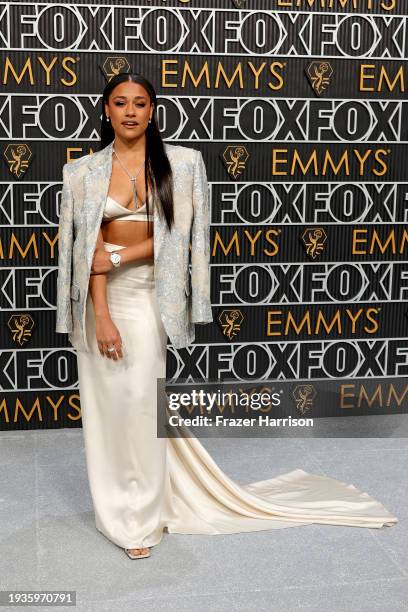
[76,241,398,550]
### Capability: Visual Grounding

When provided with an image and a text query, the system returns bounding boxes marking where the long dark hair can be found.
[99,72,174,231]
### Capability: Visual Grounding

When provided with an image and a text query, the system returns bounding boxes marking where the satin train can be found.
[75,243,398,550]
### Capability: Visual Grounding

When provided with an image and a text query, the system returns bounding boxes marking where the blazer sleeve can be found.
[191,149,213,324]
[55,163,74,333]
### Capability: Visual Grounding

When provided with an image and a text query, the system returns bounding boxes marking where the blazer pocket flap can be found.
[70,284,80,301]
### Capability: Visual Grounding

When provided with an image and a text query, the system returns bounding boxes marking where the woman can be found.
[56,73,398,561]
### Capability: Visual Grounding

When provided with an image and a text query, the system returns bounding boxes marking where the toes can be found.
[127,547,150,556]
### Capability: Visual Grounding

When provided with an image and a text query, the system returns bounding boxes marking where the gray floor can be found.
[1,429,407,612]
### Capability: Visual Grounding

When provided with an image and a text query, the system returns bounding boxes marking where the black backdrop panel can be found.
[0,1,407,429]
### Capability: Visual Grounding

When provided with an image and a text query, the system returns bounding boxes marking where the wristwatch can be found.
[109,251,121,268]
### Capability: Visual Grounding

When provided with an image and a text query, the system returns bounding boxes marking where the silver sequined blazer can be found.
[55,140,213,351]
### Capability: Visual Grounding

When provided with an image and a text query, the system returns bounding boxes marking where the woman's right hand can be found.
[95,315,124,360]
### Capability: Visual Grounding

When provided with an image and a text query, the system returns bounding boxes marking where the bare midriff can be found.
[100,218,152,247]
[100,153,153,247]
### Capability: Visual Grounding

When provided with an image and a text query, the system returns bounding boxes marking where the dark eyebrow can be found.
[112,95,147,100]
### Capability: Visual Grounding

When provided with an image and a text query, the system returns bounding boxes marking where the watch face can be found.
[111,252,120,264]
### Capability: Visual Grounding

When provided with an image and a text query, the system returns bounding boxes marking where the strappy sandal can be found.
[124,547,151,559]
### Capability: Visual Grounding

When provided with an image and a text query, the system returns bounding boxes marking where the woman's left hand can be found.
[90,248,113,275]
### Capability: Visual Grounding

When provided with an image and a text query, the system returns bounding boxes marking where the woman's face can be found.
[104,81,154,140]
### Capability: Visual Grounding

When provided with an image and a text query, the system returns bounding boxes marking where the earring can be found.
[106,117,110,122]
[148,118,152,123]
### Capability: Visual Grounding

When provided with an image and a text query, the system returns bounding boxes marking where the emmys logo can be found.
[232,0,247,7]
[7,314,34,345]
[3,144,32,179]
[222,145,249,180]
[217,309,244,340]
[292,385,316,415]
[306,61,333,95]
[301,227,327,259]
[102,57,131,81]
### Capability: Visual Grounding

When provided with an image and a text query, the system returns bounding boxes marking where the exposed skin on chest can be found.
[100,154,153,246]
[55,141,213,352]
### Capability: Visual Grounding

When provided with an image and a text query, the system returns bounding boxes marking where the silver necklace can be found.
[112,146,146,211]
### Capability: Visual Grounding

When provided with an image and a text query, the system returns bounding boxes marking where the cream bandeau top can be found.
[103,195,153,222]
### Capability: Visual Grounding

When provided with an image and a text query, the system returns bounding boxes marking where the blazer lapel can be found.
[83,140,165,261]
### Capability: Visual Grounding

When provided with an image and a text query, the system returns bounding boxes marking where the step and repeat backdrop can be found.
[0,0,407,429]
